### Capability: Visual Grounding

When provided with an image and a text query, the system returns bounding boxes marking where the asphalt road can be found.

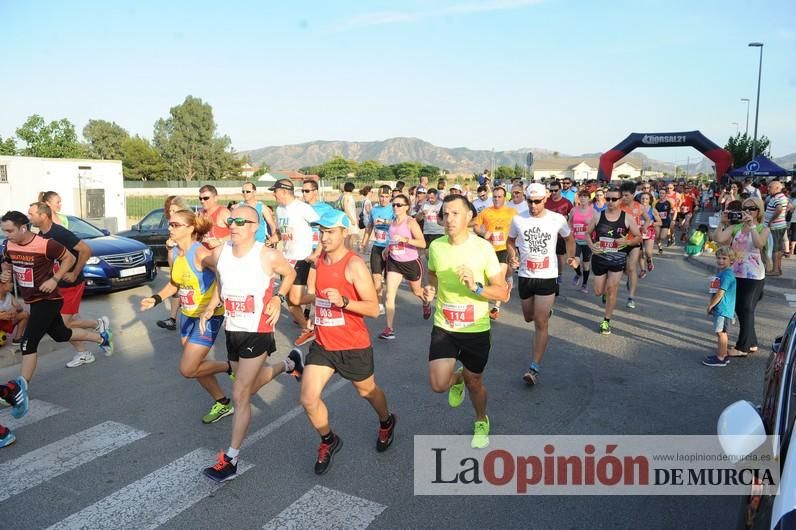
[0,250,787,529]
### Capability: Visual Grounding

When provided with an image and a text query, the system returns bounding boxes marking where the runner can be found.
[271,178,321,346]
[200,205,304,482]
[677,185,697,243]
[140,210,233,424]
[360,185,394,316]
[239,182,279,246]
[472,185,493,214]
[661,183,681,247]
[379,194,427,340]
[654,191,674,255]
[0,210,112,414]
[560,178,577,205]
[474,186,516,319]
[585,189,642,335]
[157,196,190,331]
[545,180,574,284]
[569,188,595,293]
[592,188,607,213]
[27,202,110,368]
[416,188,444,270]
[507,183,578,384]
[507,183,530,217]
[296,210,395,474]
[302,179,336,263]
[337,182,359,249]
[638,192,662,276]
[619,181,650,309]
[199,185,231,250]
[38,191,69,227]
[423,194,508,449]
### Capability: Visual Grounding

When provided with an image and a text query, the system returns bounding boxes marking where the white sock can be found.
[284,357,295,373]
[227,447,240,463]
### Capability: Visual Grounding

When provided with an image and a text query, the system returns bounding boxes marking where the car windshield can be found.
[65,216,105,239]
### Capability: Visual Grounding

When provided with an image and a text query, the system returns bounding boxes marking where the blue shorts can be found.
[180,314,223,347]
[712,313,730,334]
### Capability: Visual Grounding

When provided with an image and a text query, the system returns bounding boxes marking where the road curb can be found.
[684,256,794,298]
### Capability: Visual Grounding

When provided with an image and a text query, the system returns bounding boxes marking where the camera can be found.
[728,211,743,223]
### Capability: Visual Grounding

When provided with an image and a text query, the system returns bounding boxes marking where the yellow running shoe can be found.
[448,367,465,408]
[471,416,490,449]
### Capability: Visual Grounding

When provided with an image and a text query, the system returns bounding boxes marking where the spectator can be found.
[789,188,796,257]
[701,247,738,367]
[764,180,788,276]
[0,280,28,345]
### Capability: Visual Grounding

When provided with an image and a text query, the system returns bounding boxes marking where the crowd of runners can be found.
[0,174,789,482]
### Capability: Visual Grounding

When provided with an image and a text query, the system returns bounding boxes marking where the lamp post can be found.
[740,98,750,135]
[731,122,739,135]
[748,42,763,161]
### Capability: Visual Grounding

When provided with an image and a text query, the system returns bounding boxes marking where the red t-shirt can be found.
[680,195,696,214]
[313,251,371,351]
[3,234,68,303]
[545,197,573,217]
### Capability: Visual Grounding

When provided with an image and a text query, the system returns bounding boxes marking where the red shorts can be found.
[0,319,14,333]
[60,282,85,315]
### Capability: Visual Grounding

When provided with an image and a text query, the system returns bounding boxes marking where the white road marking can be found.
[0,421,148,502]
[48,448,254,530]
[0,399,67,430]
[263,485,387,530]
[784,293,796,301]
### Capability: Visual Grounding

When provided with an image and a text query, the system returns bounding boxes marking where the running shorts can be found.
[518,277,558,298]
[370,246,388,275]
[225,330,276,362]
[21,299,72,355]
[59,282,85,315]
[591,253,627,276]
[428,326,491,374]
[306,342,374,382]
[386,257,423,282]
[180,314,223,348]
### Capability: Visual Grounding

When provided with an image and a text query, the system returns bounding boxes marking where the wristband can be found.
[152,294,163,306]
[340,296,350,308]
[472,282,484,296]
[278,293,287,305]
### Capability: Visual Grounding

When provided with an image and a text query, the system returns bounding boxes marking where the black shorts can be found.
[556,237,566,256]
[424,233,444,247]
[575,244,592,262]
[306,341,374,382]
[660,219,671,229]
[789,224,796,243]
[386,257,423,282]
[591,253,627,276]
[495,250,508,264]
[518,277,558,299]
[428,326,491,374]
[21,299,73,355]
[292,259,311,286]
[370,246,388,275]
[225,331,276,362]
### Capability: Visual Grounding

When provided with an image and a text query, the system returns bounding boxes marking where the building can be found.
[240,162,261,178]
[532,157,643,183]
[0,155,127,232]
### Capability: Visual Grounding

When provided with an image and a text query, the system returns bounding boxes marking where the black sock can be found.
[582,271,590,285]
[217,397,230,405]
[321,431,335,444]
[226,361,232,375]
[0,382,16,405]
[605,318,610,322]
[380,414,394,429]
[575,265,582,276]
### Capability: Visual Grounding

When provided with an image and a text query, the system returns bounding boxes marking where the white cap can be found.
[450,184,463,191]
[525,183,547,198]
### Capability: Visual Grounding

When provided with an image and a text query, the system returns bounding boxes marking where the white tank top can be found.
[217,241,276,333]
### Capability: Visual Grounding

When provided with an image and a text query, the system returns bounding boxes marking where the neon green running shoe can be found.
[599,319,611,335]
[448,367,465,408]
[471,416,490,449]
[202,401,234,424]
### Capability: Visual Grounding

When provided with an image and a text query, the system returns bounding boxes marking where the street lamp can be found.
[731,122,739,135]
[740,98,750,135]
[748,42,763,160]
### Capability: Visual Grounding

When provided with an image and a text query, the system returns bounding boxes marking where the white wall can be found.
[0,156,127,231]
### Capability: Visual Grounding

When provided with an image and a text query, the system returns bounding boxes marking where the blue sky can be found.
[3,0,795,165]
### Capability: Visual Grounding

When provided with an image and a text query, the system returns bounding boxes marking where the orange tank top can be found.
[313,251,371,351]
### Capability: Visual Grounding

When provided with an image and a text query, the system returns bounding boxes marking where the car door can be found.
[137,209,168,263]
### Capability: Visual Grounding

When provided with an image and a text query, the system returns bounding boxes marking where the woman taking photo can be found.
[713,198,769,356]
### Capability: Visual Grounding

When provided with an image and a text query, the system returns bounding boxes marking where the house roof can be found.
[271,170,319,182]
[534,157,642,171]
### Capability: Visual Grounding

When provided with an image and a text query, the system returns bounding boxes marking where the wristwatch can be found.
[472,282,484,295]
[278,293,287,305]
[340,296,350,308]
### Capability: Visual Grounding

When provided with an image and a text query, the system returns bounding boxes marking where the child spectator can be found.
[702,247,738,367]
[685,224,709,257]
[0,280,28,346]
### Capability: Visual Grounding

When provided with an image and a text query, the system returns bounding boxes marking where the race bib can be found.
[314,297,345,327]
[426,211,438,223]
[659,211,668,220]
[573,223,586,235]
[178,287,197,310]
[526,256,550,271]
[390,241,406,256]
[224,294,255,317]
[374,228,388,243]
[680,206,690,214]
[312,230,320,244]
[442,302,475,329]
[598,237,619,252]
[489,231,506,246]
[13,265,34,288]
[53,261,61,274]
[709,276,720,294]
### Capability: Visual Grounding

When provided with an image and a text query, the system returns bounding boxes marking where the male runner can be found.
[423,195,508,449]
[361,185,394,315]
[472,185,493,214]
[619,181,650,309]
[585,189,642,335]
[199,185,231,250]
[661,183,681,247]
[654,192,674,255]
[0,211,112,418]
[560,178,577,205]
[200,205,304,482]
[508,183,578,384]
[507,183,530,217]
[27,202,110,368]
[298,210,395,474]
[239,181,279,245]
[545,180,574,284]
[474,186,516,319]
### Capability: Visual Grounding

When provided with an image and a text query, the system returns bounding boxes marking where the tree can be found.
[153,95,240,181]
[83,119,129,160]
[418,164,440,178]
[121,136,169,181]
[252,165,269,178]
[357,159,383,180]
[378,166,395,180]
[15,114,85,158]
[495,165,515,182]
[0,135,15,155]
[725,133,771,168]
[390,161,422,181]
[320,155,358,179]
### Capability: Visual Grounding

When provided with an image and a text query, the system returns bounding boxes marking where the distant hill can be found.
[775,153,796,169]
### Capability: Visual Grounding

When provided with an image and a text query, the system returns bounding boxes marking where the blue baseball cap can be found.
[312,210,351,229]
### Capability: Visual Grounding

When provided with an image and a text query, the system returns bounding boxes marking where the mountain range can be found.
[241,137,795,176]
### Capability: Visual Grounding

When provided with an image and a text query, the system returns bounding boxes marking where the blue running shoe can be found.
[100,329,114,356]
[0,428,16,448]
[11,376,29,419]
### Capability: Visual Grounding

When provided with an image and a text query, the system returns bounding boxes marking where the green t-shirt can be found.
[428,234,502,333]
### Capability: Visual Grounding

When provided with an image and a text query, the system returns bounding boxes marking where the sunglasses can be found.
[242,190,253,194]
[392,203,408,208]
[168,222,188,228]
[605,197,621,202]
[549,188,561,192]
[527,198,545,204]
[741,206,759,212]
[302,189,315,193]
[199,196,212,201]
[225,217,257,226]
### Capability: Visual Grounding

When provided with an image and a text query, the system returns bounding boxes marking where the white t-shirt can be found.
[276,199,320,260]
[472,197,494,214]
[422,201,445,235]
[507,200,529,218]
[509,211,571,279]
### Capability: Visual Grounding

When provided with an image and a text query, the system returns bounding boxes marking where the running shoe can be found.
[202,401,234,424]
[638,269,647,279]
[315,434,343,475]
[599,319,611,335]
[378,303,385,316]
[489,307,500,320]
[156,317,177,331]
[448,367,465,408]
[572,275,581,287]
[647,257,654,272]
[99,329,114,356]
[522,365,539,386]
[95,316,110,334]
[294,328,316,347]
[66,351,96,368]
[303,307,311,321]
[556,275,562,285]
[702,355,730,367]
[657,247,663,256]
[0,428,16,448]
[579,285,589,294]
[627,298,636,309]
[286,348,304,381]
[601,294,606,305]
[422,302,432,320]
[378,327,395,340]
[203,451,238,482]
[11,376,28,419]
[376,413,396,452]
[471,416,490,449]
